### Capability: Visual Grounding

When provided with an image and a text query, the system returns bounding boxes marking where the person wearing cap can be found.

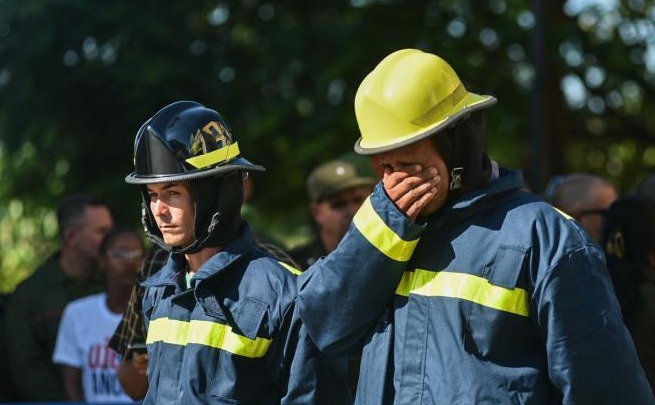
[297,49,653,404]
[290,160,376,269]
[123,101,374,404]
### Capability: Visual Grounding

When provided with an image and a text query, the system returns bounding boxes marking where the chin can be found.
[419,198,445,217]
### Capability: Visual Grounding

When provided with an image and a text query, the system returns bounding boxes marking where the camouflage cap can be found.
[307,160,376,202]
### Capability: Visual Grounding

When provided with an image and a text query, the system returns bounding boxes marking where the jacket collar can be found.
[141,222,257,288]
[450,168,523,211]
[425,169,523,225]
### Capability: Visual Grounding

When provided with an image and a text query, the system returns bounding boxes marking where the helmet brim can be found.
[354,93,497,155]
[125,157,266,184]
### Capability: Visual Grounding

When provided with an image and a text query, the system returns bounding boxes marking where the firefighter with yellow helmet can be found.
[298,49,653,404]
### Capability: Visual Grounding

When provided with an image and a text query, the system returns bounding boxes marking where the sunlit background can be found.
[0,0,653,292]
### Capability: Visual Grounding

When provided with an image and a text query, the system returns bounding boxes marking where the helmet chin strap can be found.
[142,213,223,255]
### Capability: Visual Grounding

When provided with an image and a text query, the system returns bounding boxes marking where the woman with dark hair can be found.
[52,225,144,403]
[603,196,655,393]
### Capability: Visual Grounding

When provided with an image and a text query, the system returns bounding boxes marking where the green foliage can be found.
[0,0,654,291]
[0,198,58,293]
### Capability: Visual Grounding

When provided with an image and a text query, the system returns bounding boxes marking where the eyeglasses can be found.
[105,249,145,261]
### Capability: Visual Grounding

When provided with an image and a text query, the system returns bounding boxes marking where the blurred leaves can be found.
[0,0,654,291]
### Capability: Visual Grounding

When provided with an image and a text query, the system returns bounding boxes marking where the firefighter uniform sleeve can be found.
[273,303,353,404]
[535,245,655,403]
[298,183,425,356]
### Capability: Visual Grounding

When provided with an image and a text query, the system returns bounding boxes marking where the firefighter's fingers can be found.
[392,179,439,219]
[383,166,439,199]
[385,167,440,217]
[382,164,423,192]
[404,184,439,221]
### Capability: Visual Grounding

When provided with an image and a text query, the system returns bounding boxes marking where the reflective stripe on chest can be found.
[395,269,530,317]
[146,317,272,358]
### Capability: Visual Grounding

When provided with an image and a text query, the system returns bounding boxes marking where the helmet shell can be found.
[126,101,264,184]
[354,49,497,155]
[125,101,261,254]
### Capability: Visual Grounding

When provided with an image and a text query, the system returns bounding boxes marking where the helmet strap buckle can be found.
[207,212,222,233]
[450,167,464,190]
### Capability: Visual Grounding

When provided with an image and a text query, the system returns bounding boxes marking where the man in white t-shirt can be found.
[53,225,144,403]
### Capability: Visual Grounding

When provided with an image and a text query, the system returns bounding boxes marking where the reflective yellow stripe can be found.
[146,318,272,358]
[553,207,573,220]
[395,269,529,317]
[185,142,241,168]
[278,261,302,275]
[353,198,419,262]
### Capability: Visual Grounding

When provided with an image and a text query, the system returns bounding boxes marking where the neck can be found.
[105,287,131,314]
[319,230,342,254]
[186,246,222,273]
[59,248,96,281]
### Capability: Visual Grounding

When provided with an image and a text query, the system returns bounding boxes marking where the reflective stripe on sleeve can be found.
[278,261,302,275]
[353,197,419,262]
[395,269,529,317]
[553,207,574,220]
[185,142,241,168]
[146,318,272,358]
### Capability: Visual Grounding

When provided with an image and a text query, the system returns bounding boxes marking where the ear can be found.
[62,226,78,245]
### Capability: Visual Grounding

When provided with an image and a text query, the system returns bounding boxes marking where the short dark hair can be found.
[56,193,113,240]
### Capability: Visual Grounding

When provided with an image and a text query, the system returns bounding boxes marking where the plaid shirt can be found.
[108,246,169,358]
[108,239,298,358]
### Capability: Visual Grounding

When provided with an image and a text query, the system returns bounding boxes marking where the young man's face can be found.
[373,136,450,217]
[146,182,196,248]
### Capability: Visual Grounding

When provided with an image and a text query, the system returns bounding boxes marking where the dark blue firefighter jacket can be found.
[141,223,352,404]
[300,171,654,404]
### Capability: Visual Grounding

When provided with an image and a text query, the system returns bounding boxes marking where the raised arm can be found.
[298,165,439,355]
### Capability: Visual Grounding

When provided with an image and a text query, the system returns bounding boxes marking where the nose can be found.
[151,199,169,217]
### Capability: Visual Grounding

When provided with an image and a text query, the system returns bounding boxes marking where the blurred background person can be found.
[290,159,376,269]
[109,245,168,400]
[53,225,144,403]
[6,193,114,402]
[546,172,618,244]
[289,158,375,393]
[242,173,298,267]
[603,196,655,394]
